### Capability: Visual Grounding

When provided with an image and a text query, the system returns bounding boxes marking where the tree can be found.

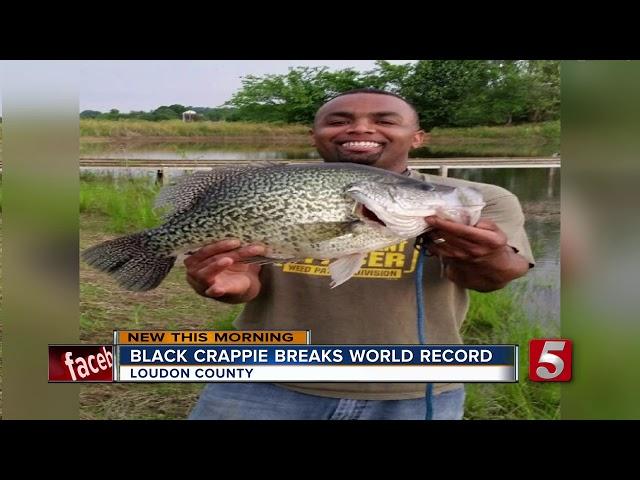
[226,66,383,124]
[401,60,492,130]
[402,60,559,128]
[523,60,560,122]
[483,61,530,125]
[151,105,181,120]
[80,110,102,119]
[361,60,412,93]
[104,108,121,120]
[78,60,559,126]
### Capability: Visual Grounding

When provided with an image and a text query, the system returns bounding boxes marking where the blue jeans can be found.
[188,383,465,420]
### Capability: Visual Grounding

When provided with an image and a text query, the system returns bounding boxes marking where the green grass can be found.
[2,120,560,158]
[462,283,560,419]
[80,141,316,156]
[78,119,558,144]
[0,216,4,418]
[79,206,241,419]
[431,120,560,141]
[418,121,560,158]
[78,178,241,419]
[79,119,310,137]
[80,383,203,420]
[79,173,161,233]
[2,119,559,143]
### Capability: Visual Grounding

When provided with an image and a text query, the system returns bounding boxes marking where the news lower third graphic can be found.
[116,344,515,382]
[48,332,571,384]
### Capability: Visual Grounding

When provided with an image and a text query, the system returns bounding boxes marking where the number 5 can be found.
[536,341,566,379]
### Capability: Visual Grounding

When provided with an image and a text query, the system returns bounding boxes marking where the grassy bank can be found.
[77,175,559,419]
[78,119,560,144]
[80,207,241,419]
[462,286,560,419]
[1,120,560,157]
[79,175,237,418]
[432,121,560,142]
[79,119,311,138]
[415,120,560,158]
[80,172,161,233]
[0,119,559,141]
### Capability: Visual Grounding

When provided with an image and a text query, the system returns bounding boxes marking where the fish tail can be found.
[82,231,176,291]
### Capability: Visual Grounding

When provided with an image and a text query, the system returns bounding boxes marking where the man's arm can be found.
[424,216,531,292]
[184,240,265,304]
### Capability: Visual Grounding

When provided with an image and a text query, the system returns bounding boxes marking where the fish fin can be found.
[82,232,176,291]
[328,252,366,288]
[154,167,254,220]
[155,170,223,219]
[237,255,295,266]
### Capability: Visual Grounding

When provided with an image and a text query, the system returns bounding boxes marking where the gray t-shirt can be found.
[235,171,535,400]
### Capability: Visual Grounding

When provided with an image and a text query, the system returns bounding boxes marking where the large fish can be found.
[82,163,485,291]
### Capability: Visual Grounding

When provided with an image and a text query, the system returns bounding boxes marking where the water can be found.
[447,168,560,328]
[80,145,560,328]
[81,142,320,160]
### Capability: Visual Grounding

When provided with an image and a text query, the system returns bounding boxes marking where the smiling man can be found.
[312,90,424,172]
[186,88,534,420]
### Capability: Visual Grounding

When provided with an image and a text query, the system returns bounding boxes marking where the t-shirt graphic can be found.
[277,241,420,281]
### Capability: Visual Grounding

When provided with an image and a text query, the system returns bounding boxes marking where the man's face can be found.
[311,93,425,173]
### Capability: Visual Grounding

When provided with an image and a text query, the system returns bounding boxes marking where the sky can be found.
[0,60,414,114]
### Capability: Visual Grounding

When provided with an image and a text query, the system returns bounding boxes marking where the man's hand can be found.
[184,239,265,304]
[424,216,531,292]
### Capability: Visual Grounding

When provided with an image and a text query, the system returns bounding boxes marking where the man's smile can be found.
[337,140,385,153]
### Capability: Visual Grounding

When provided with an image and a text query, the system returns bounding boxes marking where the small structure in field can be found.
[182,110,197,122]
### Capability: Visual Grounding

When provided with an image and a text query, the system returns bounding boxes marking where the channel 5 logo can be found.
[529,339,572,382]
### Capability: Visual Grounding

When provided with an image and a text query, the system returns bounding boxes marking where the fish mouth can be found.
[350,191,431,238]
[356,203,387,226]
[354,200,429,238]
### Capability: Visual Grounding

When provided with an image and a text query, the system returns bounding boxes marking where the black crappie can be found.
[82,163,485,290]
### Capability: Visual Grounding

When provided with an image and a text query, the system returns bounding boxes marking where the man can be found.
[186,89,534,420]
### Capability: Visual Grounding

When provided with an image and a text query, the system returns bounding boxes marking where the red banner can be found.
[48,345,114,382]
